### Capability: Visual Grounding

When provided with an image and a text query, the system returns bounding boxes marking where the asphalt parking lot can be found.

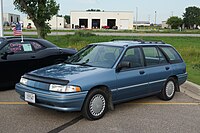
[0,88,200,133]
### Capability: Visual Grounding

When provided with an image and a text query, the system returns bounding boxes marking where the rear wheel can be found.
[159,77,177,101]
[82,89,108,120]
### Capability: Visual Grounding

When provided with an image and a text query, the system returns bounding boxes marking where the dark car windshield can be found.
[67,45,123,68]
[0,38,5,45]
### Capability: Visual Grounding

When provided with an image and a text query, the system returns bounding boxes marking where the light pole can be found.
[0,0,3,37]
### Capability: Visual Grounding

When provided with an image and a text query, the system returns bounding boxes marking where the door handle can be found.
[31,56,36,58]
[165,67,170,70]
[139,70,145,75]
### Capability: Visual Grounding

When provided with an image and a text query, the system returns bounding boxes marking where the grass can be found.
[7,32,200,85]
[45,33,200,85]
[4,28,200,34]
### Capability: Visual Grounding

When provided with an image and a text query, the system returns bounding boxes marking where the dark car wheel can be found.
[159,77,177,101]
[82,89,108,120]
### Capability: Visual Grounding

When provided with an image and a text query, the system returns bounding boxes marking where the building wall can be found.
[162,21,169,29]
[3,13,20,23]
[71,11,133,30]
[133,21,151,27]
[49,16,65,29]
[23,16,65,29]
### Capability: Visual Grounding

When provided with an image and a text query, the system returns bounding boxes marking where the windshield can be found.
[0,38,5,45]
[67,45,123,68]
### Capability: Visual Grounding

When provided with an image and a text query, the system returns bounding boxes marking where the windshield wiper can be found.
[72,62,93,67]
[64,61,72,64]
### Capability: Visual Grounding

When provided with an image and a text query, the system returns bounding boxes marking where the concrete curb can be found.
[180,81,200,100]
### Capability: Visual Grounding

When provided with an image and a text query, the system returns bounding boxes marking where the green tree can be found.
[64,15,70,24]
[14,0,59,38]
[183,6,200,29]
[166,16,183,29]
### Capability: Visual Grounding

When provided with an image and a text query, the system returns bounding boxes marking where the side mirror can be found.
[6,51,14,55]
[116,61,131,72]
[1,51,14,60]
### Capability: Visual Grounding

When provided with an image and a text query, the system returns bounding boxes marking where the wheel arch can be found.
[168,75,180,92]
[82,85,114,111]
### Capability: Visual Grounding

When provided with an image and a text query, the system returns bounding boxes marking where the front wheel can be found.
[82,89,108,120]
[159,78,177,101]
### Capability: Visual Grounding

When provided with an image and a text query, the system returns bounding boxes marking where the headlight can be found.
[49,84,81,92]
[20,77,28,85]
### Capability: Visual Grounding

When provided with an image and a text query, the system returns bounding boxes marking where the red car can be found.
[102,26,110,29]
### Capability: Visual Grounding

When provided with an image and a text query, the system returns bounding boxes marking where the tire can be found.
[82,89,108,120]
[159,77,177,101]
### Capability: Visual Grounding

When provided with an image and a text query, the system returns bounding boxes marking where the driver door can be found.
[0,41,36,86]
[115,47,149,101]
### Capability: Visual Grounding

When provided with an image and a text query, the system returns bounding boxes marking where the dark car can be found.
[0,37,76,88]
[16,40,187,120]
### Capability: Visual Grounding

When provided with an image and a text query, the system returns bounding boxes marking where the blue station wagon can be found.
[16,40,187,120]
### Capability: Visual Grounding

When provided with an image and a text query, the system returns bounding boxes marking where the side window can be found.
[30,41,44,51]
[4,41,34,54]
[121,47,144,68]
[158,49,168,64]
[161,46,182,63]
[143,47,160,66]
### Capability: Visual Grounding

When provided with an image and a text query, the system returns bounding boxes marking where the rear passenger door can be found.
[116,47,148,101]
[142,46,172,94]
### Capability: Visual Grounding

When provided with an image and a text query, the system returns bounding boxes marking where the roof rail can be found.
[111,39,165,44]
[111,39,145,43]
[142,40,165,44]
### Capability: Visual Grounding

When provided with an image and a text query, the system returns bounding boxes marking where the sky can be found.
[3,0,200,24]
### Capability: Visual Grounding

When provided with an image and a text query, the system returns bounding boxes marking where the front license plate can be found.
[25,92,35,103]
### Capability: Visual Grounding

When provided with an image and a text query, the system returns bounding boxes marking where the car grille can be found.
[25,79,50,91]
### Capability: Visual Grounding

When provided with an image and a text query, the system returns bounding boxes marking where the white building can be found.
[70,11,134,30]
[3,13,20,24]
[23,15,65,29]
[162,21,169,29]
[133,21,151,27]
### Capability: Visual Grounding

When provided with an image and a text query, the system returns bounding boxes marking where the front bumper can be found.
[15,83,88,111]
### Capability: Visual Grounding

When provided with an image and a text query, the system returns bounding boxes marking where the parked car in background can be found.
[16,40,187,120]
[102,26,110,29]
[0,37,76,88]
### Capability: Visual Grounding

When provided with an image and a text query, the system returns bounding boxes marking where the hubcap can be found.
[89,94,106,117]
[166,81,175,98]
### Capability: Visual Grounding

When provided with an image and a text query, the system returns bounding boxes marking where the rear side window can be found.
[160,46,182,63]
[30,41,44,51]
[143,47,168,66]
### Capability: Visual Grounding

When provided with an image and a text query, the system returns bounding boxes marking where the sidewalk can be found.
[180,81,200,100]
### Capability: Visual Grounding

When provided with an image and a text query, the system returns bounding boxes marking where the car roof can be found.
[1,36,45,42]
[0,36,57,49]
[92,40,172,47]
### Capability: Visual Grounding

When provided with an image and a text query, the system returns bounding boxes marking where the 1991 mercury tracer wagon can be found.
[16,40,187,120]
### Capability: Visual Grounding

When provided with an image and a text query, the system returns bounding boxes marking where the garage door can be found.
[120,19,129,30]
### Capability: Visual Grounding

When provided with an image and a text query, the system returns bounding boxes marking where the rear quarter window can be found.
[160,46,183,63]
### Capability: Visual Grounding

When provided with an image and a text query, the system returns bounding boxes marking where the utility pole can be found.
[148,15,150,22]
[154,11,157,26]
[136,7,138,30]
[0,0,3,37]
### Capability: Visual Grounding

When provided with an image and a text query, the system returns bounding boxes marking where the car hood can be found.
[28,63,106,82]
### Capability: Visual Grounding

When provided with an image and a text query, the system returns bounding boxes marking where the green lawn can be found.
[8,33,198,85]
[4,28,200,34]
[45,34,200,85]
